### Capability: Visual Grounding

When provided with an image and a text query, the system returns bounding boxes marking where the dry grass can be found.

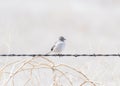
[0,56,98,86]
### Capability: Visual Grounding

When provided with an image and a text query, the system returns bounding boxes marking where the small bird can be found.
[47,36,66,54]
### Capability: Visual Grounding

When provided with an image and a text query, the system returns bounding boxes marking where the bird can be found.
[47,36,66,55]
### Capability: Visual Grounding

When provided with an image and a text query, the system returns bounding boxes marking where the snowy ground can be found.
[0,0,120,86]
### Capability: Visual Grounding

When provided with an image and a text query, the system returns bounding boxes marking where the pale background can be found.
[0,0,120,86]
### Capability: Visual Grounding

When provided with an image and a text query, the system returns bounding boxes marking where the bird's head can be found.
[59,36,66,41]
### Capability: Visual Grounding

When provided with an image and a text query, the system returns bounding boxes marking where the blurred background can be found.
[0,0,120,86]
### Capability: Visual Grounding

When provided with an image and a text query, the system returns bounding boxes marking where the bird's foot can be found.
[58,54,63,58]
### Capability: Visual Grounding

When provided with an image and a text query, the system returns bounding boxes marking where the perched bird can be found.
[47,36,66,54]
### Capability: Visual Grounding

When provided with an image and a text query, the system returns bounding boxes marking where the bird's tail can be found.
[46,51,51,54]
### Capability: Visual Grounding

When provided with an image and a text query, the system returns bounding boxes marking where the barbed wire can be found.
[0,54,120,57]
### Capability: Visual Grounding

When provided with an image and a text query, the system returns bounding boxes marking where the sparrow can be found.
[47,36,66,54]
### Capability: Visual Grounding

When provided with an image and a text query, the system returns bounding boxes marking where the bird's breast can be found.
[53,42,65,53]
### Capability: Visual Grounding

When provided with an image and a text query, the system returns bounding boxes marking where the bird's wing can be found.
[51,41,57,51]
[51,45,55,51]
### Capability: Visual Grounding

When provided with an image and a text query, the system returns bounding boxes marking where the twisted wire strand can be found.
[0,54,119,57]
